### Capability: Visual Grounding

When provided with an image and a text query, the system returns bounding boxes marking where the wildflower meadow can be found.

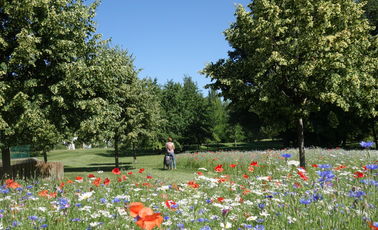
[0,148,377,230]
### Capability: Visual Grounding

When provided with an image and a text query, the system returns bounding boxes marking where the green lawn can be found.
[40,148,196,183]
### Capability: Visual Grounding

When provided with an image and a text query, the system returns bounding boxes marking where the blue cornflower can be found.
[0,209,4,213]
[28,216,38,221]
[12,221,21,227]
[198,209,206,214]
[366,165,378,170]
[312,193,323,201]
[75,203,82,207]
[256,218,264,223]
[15,187,23,192]
[317,170,335,183]
[258,203,266,209]
[254,225,265,230]
[205,199,212,204]
[300,198,312,205]
[71,218,81,222]
[177,223,185,229]
[0,188,10,194]
[197,218,206,222]
[112,198,121,203]
[57,198,70,209]
[360,141,374,148]
[40,224,48,228]
[281,153,292,158]
[26,185,33,189]
[318,164,332,169]
[164,216,170,221]
[99,198,107,203]
[244,224,253,229]
[349,190,366,198]
[200,226,211,230]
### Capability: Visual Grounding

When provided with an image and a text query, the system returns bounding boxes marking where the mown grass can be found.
[40,148,196,183]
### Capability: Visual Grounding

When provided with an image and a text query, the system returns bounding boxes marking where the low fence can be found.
[0,158,64,180]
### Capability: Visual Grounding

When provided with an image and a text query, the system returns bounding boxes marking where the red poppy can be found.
[368,222,378,230]
[139,168,145,173]
[243,174,249,179]
[93,177,101,187]
[136,209,163,230]
[129,202,145,217]
[250,161,258,166]
[5,179,21,189]
[196,171,203,176]
[165,200,177,209]
[75,176,83,182]
[354,171,365,178]
[112,168,121,175]
[297,171,309,181]
[334,165,347,170]
[214,165,224,173]
[217,197,225,203]
[248,166,255,172]
[104,178,110,185]
[117,177,122,182]
[88,174,95,178]
[122,175,127,180]
[311,164,318,168]
[229,164,237,168]
[187,181,200,188]
[128,171,133,175]
[129,203,164,230]
[146,176,153,179]
[67,180,73,184]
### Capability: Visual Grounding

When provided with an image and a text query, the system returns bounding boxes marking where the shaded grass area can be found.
[40,148,196,183]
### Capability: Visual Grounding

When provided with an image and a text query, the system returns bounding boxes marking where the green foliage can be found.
[202,0,378,165]
[0,0,103,163]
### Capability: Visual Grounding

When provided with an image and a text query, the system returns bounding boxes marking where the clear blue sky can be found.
[94,0,250,94]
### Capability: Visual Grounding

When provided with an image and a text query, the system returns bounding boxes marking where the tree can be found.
[0,0,104,175]
[180,77,213,146]
[203,0,377,168]
[79,47,164,167]
[207,90,229,142]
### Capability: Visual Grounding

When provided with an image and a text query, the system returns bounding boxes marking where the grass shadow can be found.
[89,162,132,166]
[64,165,134,173]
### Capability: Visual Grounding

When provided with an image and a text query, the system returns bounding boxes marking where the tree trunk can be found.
[43,150,48,163]
[1,147,12,177]
[372,120,377,150]
[114,135,119,168]
[297,117,306,168]
[132,143,137,163]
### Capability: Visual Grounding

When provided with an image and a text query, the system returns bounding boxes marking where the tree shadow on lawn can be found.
[64,165,134,173]
[89,162,132,166]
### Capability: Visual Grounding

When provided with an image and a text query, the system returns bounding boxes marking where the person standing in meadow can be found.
[165,137,176,170]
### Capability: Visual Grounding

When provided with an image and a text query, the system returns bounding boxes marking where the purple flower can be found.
[254,225,265,230]
[71,218,81,222]
[300,198,312,205]
[349,190,366,198]
[40,224,48,228]
[28,216,38,221]
[281,153,292,158]
[366,165,378,170]
[317,170,335,183]
[360,141,374,148]
[318,164,332,169]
